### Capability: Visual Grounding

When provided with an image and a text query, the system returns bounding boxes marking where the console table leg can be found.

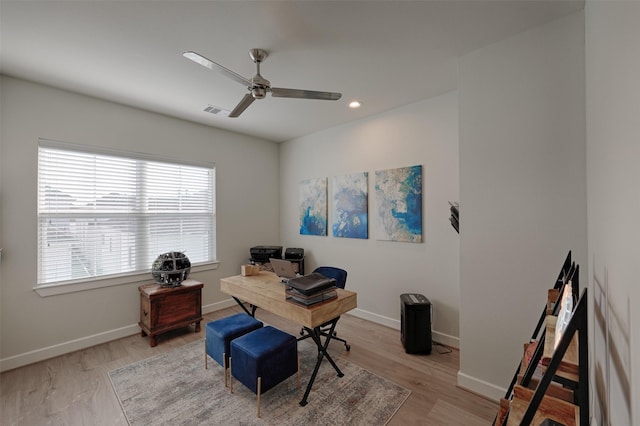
[149,336,158,347]
[195,321,201,332]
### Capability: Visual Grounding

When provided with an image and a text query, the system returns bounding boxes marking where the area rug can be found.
[109,339,410,425]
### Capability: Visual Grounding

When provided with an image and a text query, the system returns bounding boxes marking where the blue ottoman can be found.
[205,313,263,387]
[230,326,299,417]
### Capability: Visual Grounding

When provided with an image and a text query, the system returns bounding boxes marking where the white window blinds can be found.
[37,140,216,286]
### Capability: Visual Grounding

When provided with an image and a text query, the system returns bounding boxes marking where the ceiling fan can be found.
[183,48,342,118]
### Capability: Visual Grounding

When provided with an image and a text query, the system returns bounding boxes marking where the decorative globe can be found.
[151,251,191,287]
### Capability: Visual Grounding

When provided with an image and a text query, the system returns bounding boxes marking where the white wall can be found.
[279,91,460,345]
[0,76,280,371]
[457,12,587,400]
[7,12,635,421]
[586,2,639,424]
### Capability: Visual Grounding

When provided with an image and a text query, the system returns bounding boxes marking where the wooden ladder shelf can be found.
[494,251,589,426]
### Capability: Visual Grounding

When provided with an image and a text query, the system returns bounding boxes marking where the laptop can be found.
[269,258,299,283]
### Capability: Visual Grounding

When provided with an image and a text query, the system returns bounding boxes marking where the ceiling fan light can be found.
[252,87,267,99]
[349,101,362,108]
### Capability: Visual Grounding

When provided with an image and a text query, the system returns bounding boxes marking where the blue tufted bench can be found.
[230,325,299,417]
[205,313,263,387]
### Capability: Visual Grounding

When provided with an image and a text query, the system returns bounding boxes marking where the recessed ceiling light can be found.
[349,101,362,109]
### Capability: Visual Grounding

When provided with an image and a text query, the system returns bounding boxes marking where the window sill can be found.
[34,261,220,297]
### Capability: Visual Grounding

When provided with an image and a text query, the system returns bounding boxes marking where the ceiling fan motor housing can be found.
[252,86,267,99]
[251,74,270,99]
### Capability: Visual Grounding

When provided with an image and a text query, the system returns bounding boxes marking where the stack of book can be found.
[285,272,337,306]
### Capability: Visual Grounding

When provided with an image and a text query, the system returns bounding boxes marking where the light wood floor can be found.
[1,306,497,425]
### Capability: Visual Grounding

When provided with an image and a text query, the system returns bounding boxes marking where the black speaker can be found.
[400,293,432,354]
[249,245,282,263]
[284,247,304,260]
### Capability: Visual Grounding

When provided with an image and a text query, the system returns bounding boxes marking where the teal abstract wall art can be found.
[374,165,422,243]
[299,177,328,236]
[332,172,368,239]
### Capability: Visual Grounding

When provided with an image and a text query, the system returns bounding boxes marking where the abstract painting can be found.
[374,165,422,243]
[332,172,368,239]
[299,177,328,236]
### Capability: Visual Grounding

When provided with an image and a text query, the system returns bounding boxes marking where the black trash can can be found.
[400,293,432,354]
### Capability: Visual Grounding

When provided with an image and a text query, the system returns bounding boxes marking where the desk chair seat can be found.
[230,326,300,417]
[299,266,350,351]
[205,313,263,387]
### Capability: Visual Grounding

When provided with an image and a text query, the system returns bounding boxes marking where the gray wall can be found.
[279,92,461,346]
[586,2,639,424]
[0,76,280,370]
[457,12,587,399]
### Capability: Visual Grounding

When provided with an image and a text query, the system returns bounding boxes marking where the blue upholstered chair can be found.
[230,326,299,417]
[299,266,350,351]
[205,313,263,387]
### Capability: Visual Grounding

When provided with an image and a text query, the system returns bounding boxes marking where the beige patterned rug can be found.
[109,339,410,425]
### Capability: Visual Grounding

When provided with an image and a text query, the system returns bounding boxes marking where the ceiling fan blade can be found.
[228,94,255,118]
[183,51,251,87]
[270,87,342,101]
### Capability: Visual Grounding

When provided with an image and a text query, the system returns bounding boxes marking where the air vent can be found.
[203,105,230,117]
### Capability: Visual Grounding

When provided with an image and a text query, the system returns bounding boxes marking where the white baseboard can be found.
[202,298,238,314]
[457,370,506,402]
[0,299,239,373]
[348,307,460,349]
[349,307,400,329]
[432,331,460,349]
[1,299,460,372]
[0,324,140,372]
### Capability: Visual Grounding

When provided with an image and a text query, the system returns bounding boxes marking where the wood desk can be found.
[220,271,357,406]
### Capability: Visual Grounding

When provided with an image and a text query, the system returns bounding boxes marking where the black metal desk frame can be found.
[231,297,344,406]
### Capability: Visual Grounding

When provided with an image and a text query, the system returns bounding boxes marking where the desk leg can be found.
[232,297,258,317]
[299,320,344,406]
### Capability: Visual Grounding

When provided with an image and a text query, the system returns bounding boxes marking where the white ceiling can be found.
[0,1,583,142]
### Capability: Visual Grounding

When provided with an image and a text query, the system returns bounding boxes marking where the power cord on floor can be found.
[433,342,452,354]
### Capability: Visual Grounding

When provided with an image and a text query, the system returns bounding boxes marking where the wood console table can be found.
[220,271,357,406]
[138,279,203,347]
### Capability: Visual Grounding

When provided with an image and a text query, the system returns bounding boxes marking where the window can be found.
[37,139,216,287]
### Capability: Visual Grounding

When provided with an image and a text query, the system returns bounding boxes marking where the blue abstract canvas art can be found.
[374,165,422,243]
[332,172,368,239]
[299,177,328,236]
